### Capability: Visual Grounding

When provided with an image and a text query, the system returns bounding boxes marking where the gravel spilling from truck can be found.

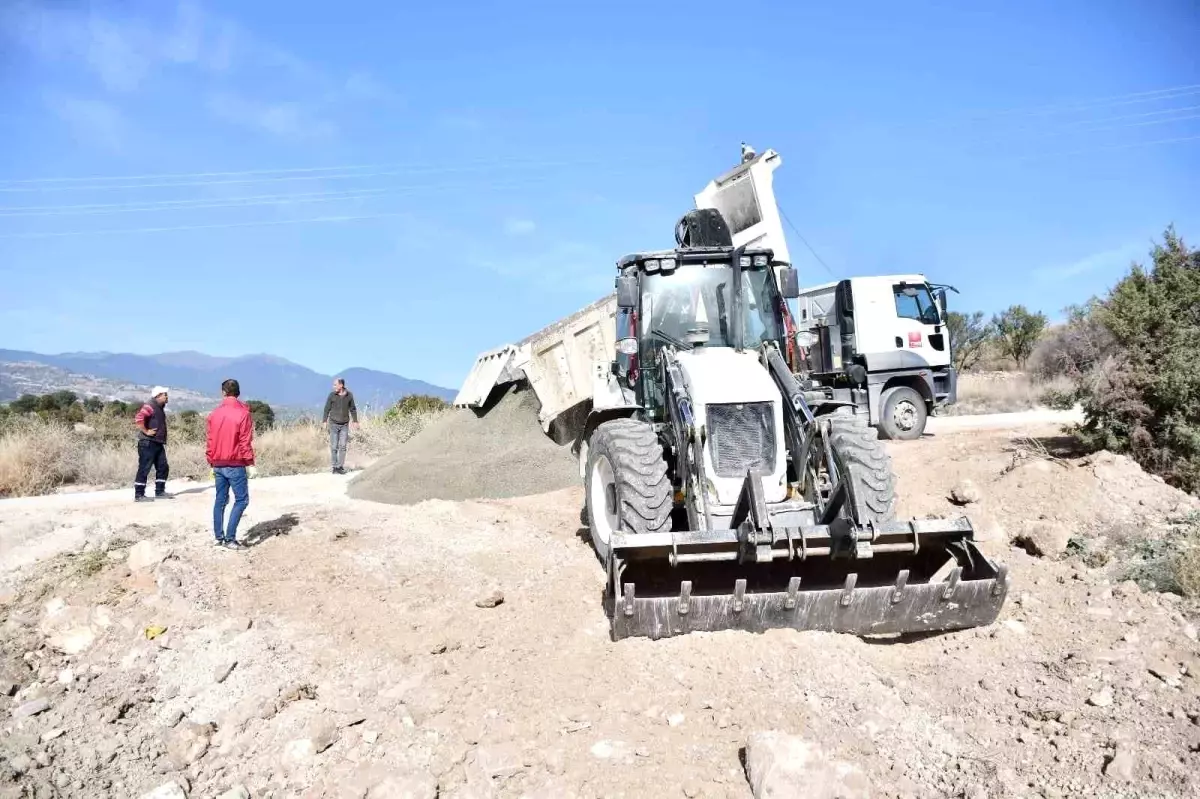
[347,383,579,505]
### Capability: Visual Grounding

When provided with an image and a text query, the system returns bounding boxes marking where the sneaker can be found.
[214,539,226,548]
[223,540,246,551]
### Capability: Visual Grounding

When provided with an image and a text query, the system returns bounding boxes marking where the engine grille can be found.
[706,402,776,479]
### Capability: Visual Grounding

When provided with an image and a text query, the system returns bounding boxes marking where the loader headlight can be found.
[644,259,660,272]
[616,338,638,355]
[660,257,676,271]
[738,256,752,268]
[752,254,768,267]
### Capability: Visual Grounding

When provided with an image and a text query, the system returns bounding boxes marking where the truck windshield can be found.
[642,264,783,349]
[893,283,942,325]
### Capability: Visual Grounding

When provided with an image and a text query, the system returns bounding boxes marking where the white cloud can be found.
[1034,243,1143,281]
[43,93,128,153]
[504,218,537,237]
[2,0,393,139]
[207,92,336,141]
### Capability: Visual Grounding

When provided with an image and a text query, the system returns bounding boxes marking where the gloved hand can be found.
[247,465,259,479]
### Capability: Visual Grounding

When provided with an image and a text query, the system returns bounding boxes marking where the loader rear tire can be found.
[825,414,898,524]
[584,418,672,566]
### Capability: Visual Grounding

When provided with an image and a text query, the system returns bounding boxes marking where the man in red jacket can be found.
[206,378,256,551]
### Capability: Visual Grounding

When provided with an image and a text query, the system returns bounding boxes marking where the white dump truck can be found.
[454,145,959,443]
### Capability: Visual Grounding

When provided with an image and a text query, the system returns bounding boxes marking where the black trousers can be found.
[134,440,169,496]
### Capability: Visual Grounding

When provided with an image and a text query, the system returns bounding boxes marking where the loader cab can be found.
[613,246,791,419]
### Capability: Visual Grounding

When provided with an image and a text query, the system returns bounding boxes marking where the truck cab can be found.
[794,274,956,439]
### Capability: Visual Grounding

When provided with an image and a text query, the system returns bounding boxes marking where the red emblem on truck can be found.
[908,331,923,348]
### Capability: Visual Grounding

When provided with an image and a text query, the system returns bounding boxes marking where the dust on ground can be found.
[2,419,1199,799]
[346,383,578,505]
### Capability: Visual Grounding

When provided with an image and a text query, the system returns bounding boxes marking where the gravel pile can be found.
[347,382,579,505]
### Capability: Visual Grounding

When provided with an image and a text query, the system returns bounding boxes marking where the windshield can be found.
[893,283,942,326]
[642,264,784,349]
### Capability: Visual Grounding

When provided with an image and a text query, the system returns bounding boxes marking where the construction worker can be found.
[206,378,255,550]
[321,377,358,474]
[133,387,172,502]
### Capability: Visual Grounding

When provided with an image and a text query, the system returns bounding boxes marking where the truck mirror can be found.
[616,276,638,309]
[934,288,947,314]
[779,267,800,299]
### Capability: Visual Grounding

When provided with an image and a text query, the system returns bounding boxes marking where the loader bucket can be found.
[604,518,1009,641]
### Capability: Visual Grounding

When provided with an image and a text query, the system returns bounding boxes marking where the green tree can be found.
[105,400,132,417]
[10,394,38,413]
[246,400,276,433]
[945,311,994,372]
[992,305,1048,369]
[82,396,104,413]
[1075,226,1200,492]
[383,394,449,422]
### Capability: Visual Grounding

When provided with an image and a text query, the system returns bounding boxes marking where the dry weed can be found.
[943,372,1075,416]
[0,409,445,497]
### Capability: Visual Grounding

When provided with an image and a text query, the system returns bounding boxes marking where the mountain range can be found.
[0,349,455,411]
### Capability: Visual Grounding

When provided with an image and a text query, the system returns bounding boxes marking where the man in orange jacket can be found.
[206,378,256,551]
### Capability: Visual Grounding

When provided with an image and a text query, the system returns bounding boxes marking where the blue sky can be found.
[1,0,1197,389]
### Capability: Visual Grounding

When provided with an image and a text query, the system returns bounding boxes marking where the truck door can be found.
[889,282,944,367]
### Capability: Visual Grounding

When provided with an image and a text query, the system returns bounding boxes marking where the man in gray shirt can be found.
[321,378,359,474]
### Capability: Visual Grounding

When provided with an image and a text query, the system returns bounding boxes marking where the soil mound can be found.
[347,383,578,505]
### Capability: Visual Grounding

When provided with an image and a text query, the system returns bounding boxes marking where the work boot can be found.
[135,495,154,503]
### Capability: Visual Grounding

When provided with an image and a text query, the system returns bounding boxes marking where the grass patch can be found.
[1076,513,1200,597]
[942,372,1076,416]
[0,407,445,497]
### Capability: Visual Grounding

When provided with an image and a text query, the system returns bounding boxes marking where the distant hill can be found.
[0,361,221,410]
[0,349,455,411]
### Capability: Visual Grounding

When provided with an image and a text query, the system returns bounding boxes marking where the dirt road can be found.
[2,411,1198,799]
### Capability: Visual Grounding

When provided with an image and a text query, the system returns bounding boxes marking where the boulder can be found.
[744,731,871,799]
[128,541,168,572]
[1012,521,1072,558]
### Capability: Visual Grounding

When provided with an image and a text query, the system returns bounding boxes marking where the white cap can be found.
[151,386,169,398]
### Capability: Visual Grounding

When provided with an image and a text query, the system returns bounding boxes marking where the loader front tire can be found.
[584,418,672,566]
[825,414,898,525]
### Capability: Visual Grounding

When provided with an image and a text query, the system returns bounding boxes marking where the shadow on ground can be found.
[242,513,301,547]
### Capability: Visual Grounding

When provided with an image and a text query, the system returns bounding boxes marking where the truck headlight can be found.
[738,256,752,267]
[752,254,768,267]
[644,259,659,271]
[660,257,676,271]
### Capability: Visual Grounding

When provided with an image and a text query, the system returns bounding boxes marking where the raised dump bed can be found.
[453,293,617,436]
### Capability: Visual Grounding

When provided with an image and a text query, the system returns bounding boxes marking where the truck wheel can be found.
[584,418,672,566]
[878,386,927,441]
[825,415,898,524]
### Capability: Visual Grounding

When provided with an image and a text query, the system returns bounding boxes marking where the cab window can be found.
[893,284,940,325]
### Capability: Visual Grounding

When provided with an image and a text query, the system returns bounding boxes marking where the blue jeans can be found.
[213,466,249,542]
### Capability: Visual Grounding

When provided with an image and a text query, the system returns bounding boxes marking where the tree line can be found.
[948,226,1200,494]
[0,391,278,434]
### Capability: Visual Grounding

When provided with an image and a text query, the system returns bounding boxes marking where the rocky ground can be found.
[2,415,1199,799]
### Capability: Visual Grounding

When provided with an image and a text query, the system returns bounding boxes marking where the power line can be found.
[777,204,837,280]
[0,188,388,217]
[0,153,658,193]
[971,109,1200,149]
[1007,132,1200,163]
[0,211,413,240]
[939,82,1200,124]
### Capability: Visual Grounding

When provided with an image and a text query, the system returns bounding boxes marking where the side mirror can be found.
[779,267,800,299]
[934,288,947,315]
[616,276,638,309]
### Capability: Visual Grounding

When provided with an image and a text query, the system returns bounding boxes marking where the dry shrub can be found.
[0,409,445,497]
[943,372,1074,416]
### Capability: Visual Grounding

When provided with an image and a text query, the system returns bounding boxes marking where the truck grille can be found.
[706,402,776,479]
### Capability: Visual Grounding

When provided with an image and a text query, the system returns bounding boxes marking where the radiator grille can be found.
[706,402,776,479]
